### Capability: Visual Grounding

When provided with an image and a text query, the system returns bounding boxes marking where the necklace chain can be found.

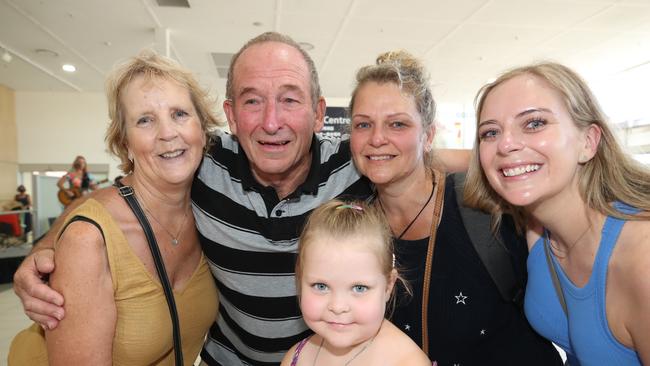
[136,192,188,246]
[312,332,377,366]
[548,221,593,258]
[378,179,435,240]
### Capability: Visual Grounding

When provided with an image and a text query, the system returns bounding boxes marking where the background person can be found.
[466,61,650,365]
[14,185,32,237]
[56,155,98,206]
[8,50,221,365]
[282,199,431,366]
[348,50,562,365]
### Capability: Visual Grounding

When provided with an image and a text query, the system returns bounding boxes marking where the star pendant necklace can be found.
[137,192,189,246]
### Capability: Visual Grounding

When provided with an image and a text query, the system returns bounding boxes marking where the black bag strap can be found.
[115,181,183,366]
[543,231,568,315]
[453,172,523,305]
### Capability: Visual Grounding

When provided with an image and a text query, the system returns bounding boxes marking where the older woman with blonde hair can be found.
[9,50,223,366]
[466,61,650,365]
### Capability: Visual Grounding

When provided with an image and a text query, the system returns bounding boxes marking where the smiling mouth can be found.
[501,164,540,177]
[159,149,185,159]
[259,140,290,146]
[367,155,394,161]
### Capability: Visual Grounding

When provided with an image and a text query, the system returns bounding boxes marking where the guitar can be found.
[57,179,109,206]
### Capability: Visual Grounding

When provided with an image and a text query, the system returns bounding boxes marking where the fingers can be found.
[13,249,65,329]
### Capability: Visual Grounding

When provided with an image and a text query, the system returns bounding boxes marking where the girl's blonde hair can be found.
[296,199,409,315]
[465,61,650,230]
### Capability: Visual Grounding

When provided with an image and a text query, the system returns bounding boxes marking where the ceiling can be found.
[1,0,650,108]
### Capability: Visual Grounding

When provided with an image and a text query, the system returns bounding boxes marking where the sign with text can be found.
[318,106,350,139]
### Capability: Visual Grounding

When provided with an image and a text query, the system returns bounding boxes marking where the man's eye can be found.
[137,116,153,125]
[173,110,189,119]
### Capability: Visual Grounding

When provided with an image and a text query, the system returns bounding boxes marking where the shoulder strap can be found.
[453,172,523,305]
[421,169,445,356]
[115,182,183,366]
[543,232,568,315]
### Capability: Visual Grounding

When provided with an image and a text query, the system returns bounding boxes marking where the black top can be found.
[389,175,562,366]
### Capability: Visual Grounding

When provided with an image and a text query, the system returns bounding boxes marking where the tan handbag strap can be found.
[421,170,445,356]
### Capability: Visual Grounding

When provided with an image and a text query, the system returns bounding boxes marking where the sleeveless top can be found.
[524,204,642,365]
[8,198,219,366]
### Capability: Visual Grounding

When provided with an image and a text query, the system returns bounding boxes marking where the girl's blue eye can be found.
[352,285,368,293]
[313,283,328,292]
[479,129,498,140]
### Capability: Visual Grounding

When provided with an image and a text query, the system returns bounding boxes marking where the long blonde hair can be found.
[465,61,650,229]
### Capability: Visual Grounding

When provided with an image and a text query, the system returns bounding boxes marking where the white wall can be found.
[15,91,122,178]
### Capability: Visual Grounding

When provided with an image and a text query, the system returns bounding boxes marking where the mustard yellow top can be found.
[9,198,219,366]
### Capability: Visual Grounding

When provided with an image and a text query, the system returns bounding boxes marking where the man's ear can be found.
[313,97,326,133]
[579,123,602,163]
[223,99,237,136]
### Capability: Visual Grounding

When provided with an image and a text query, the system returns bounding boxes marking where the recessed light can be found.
[252,21,263,27]
[62,64,76,72]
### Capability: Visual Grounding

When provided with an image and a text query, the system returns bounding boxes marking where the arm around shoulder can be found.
[45,219,116,366]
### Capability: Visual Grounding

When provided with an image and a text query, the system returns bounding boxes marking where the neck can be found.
[123,174,190,212]
[376,167,434,215]
[529,191,602,254]
[251,152,312,200]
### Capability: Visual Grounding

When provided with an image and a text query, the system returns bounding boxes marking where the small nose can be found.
[158,116,179,141]
[327,293,350,314]
[261,101,280,134]
[497,128,524,154]
[370,125,387,147]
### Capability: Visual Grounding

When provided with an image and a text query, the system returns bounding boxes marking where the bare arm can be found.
[280,343,299,366]
[436,149,471,173]
[13,194,91,329]
[45,220,116,365]
[56,175,67,191]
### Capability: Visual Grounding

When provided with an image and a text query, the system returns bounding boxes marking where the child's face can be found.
[299,232,395,350]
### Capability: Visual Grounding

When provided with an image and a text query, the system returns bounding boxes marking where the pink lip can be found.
[326,321,352,329]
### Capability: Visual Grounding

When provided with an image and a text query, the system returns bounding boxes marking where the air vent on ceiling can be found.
[212,52,234,79]
[156,0,190,7]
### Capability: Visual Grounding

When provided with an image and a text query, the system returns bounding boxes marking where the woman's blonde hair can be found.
[296,199,409,315]
[349,50,437,167]
[465,61,650,229]
[105,49,224,174]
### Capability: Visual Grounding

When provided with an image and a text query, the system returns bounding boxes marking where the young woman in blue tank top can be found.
[464,62,650,365]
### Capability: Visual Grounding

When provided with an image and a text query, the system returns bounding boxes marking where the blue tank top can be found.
[524,204,642,366]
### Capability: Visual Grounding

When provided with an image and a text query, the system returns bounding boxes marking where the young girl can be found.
[281,199,432,366]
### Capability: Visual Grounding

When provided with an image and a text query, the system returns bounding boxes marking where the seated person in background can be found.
[282,199,431,366]
[14,185,32,237]
[8,50,221,366]
[466,61,650,365]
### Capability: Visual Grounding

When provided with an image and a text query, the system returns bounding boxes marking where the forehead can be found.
[482,74,565,117]
[231,42,311,94]
[121,76,190,106]
[355,81,416,109]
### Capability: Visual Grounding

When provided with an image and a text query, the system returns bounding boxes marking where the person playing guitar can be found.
[57,155,98,206]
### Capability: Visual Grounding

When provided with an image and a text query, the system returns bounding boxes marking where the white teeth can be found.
[369,155,392,161]
[160,150,184,158]
[502,164,540,177]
